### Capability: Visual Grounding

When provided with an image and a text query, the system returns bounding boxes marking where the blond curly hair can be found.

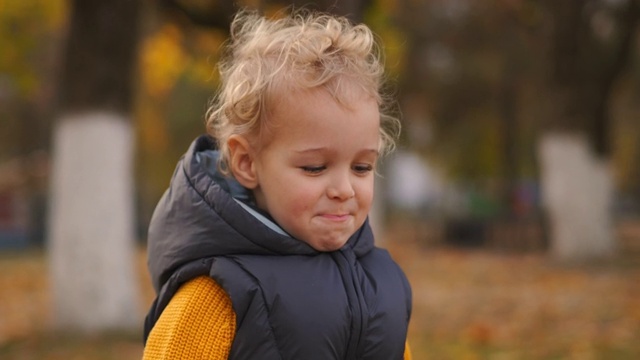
[206,9,400,170]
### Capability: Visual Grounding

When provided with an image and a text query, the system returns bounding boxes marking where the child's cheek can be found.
[286,188,317,214]
[289,197,313,214]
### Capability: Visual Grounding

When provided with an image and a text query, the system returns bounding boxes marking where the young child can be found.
[143,9,412,360]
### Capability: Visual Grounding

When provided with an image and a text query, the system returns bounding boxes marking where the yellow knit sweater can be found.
[144,276,412,360]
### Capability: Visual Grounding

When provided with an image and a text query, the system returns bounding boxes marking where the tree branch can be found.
[158,0,237,31]
[600,0,640,92]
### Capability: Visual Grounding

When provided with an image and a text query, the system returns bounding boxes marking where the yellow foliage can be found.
[365,0,407,78]
[184,30,225,86]
[613,123,639,190]
[0,0,67,97]
[378,27,406,77]
[377,0,399,13]
[187,59,218,86]
[140,24,188,97]
[137,102,170,154]
[1,0,66,28]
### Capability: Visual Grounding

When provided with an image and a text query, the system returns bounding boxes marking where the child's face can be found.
[251,88,380,251]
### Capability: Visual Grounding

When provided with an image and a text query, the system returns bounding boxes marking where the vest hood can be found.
[147,135,376,292]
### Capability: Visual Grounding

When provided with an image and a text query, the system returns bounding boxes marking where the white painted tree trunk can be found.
[538,132,616,261]
[48,112,139,331]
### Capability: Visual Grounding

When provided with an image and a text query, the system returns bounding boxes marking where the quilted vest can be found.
[145,243,411,360]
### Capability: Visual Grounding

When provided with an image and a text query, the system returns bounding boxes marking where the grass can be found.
[1,233,639,359]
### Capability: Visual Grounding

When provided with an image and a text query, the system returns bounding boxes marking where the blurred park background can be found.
[2,0,640,358]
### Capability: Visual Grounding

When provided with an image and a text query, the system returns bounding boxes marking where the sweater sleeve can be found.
[143,276,236,360]
[404,341,412,360]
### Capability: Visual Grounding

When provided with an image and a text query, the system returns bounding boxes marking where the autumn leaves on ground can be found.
[1,236,639,359]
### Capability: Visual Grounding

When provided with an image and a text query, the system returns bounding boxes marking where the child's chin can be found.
[307,237,349,252]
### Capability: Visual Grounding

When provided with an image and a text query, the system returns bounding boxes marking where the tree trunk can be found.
[539,0,639,260]
[49,114,139,330]
[538,133,615,260]
[48,0,140,331]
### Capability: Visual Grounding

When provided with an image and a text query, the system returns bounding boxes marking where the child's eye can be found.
[301,165,326,174]
[353,164,374,174]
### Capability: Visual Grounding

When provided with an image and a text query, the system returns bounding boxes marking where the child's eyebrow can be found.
[357,149,380,157]
[293,147,329,154]
[293,148,380,156]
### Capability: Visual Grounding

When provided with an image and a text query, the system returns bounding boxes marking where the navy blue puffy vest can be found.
[145,244,411,360]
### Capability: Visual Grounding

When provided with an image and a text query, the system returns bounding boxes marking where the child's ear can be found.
[227,135,259,189]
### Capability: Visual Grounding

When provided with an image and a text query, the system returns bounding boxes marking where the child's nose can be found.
[327,172,355,200]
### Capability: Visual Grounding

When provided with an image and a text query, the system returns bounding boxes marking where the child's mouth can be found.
[321,214,351,221]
